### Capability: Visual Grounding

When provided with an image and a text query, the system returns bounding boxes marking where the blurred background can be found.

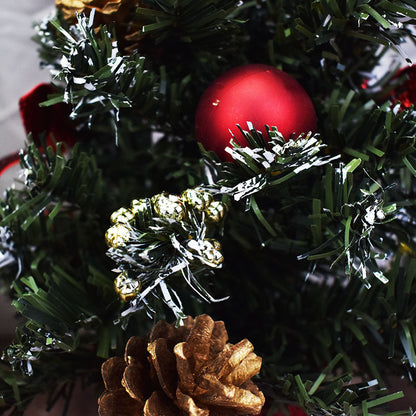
[0,1,51,159]
[0,0,52,351]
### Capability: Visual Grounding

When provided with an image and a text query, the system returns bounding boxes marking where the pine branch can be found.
[291,0,416,52]
[202,126,338,200]
[262,361,407,416]
[105,189,228,322]
[0,142,128,413]
[199,126,397,285]
[299,159,397,285]
[243,1,416,99]
[43,13,159,141]
[136,0,244,54]
[34,3,248,140]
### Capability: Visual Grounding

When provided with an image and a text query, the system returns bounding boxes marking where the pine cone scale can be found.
[122,359,149,405]
[148,338,178,399]
[186,315,216,373]
[224,352,262,387]
[99,388,142,416]
[149,319,176,342]
[175,389,209,416]
[99,315,265,416]
[201,343,233,381]
[197,376,264,413]
[227,339,254,371]
[143,391,176,416]
[101,356,127,391]
[209,321,228,356]
[125,336,148,364]
[174,342,199,395]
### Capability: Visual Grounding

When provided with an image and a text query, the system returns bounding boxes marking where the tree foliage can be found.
[2,0,416,414]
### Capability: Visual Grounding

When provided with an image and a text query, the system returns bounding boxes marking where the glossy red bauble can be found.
[195,64,317,161]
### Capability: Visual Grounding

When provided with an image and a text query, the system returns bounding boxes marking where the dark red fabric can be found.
[254,403,307,416]
[388,64,416,110]
[272,405,308,416]
[18,83,77,149]
[0,152,20,177]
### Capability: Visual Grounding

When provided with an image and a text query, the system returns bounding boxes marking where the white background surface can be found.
[0,1,53,196]
[0,1,52,155]
[0,1,53,339]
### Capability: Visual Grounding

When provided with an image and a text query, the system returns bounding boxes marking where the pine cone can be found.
[55,0,142,53]
[98,315,265,415]
[55,0,137,21]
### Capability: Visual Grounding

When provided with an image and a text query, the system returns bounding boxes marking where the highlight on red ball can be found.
[195,64,317,162]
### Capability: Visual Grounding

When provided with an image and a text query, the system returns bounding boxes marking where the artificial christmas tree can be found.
[2,1,416,415]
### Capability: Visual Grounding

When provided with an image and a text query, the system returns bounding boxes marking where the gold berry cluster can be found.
[105,188,227,302]
[105,188,226,250]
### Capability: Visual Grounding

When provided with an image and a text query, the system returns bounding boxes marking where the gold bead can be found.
[187,238,224,268]
[110,207,135,224]
[105,223,131,248]
[181,188,213,211]
[201,239,224,266]
[130,198,148,216]
[114,272,141,302]
[205,201,227,223]
[152,192,186,221]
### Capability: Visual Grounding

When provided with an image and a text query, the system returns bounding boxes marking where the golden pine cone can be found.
[56,0,136,19]
[98,315,265,416]
[55,0,142,52]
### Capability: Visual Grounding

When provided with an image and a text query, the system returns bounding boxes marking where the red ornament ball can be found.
[195,64,317,161]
